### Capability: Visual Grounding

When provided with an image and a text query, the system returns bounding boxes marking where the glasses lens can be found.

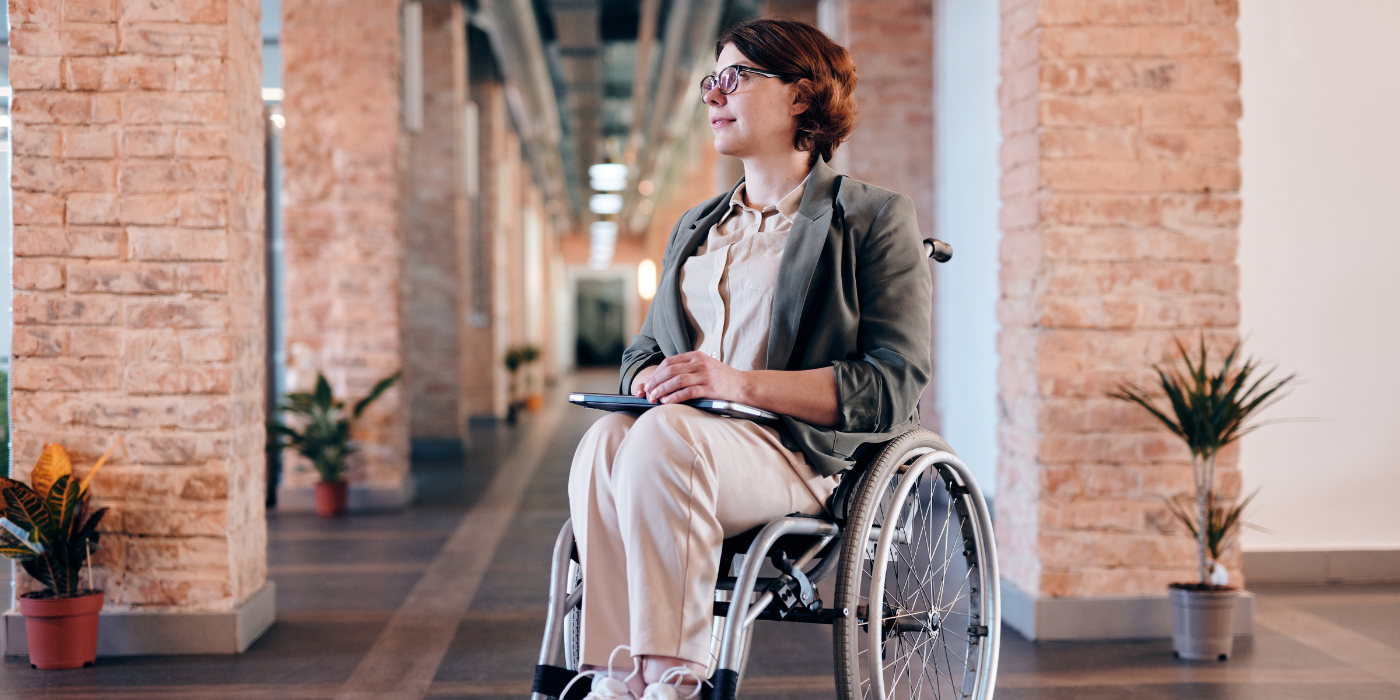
[719,66,740,93]
[700,75,717,100]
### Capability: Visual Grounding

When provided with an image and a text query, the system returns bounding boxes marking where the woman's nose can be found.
[704,86,726,106]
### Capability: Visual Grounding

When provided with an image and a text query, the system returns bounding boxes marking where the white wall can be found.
[1238,0,1400,551]
[934,0,1002,496]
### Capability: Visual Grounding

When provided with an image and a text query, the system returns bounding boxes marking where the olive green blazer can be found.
[619,159,932,477]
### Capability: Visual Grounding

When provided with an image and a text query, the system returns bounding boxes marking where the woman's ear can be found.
[789,81,810,117]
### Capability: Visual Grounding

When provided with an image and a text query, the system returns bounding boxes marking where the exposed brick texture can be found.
[404,0,467,440]
[9,0,268,610]
[997,0,1243,598]
[280,0,409,488]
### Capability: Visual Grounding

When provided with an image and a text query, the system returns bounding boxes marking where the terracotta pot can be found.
[1169,585,1238,660]
[19,591,104,669]
[526,394,544,412]
[315,480,349,517]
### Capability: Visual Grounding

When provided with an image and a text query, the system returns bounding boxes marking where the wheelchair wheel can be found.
[833,430,999,700]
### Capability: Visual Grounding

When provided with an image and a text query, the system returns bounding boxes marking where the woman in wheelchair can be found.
[568,18,932,698]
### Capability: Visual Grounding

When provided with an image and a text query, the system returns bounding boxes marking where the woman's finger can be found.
[648,370,708,403]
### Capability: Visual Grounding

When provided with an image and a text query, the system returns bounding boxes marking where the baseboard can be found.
[1000,579,1254,641]
[3,582,276,657]
[275,479,416,513]
[1244,548,1400,584]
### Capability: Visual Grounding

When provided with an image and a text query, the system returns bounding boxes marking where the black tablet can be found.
[567,393,781,425]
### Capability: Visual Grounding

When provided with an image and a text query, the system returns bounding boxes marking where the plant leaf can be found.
[79,437,124,495]
[314,373,334,411]
[30,443,72,503]
[45,474,85,541]
[353,371,401,418]
[2,480,55,550]
[76,507,109,544]
[0,516,44,557]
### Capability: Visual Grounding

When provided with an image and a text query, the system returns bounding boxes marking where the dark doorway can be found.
[576,278,627,366]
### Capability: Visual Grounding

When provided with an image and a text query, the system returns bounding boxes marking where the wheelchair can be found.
[532,240,1000,700]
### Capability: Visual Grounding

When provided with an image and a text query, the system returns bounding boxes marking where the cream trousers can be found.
[567,404,837,667]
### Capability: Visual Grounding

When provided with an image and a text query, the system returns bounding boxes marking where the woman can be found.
[568,17,931,696]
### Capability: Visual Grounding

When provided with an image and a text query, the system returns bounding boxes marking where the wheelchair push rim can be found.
[834,431,999,700]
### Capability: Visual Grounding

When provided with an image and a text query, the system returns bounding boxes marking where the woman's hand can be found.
[630,365,660,397]
[636,351,750,405]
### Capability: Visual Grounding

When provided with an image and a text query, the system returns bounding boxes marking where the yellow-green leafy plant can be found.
[0,440,123,599]
[267,371,401,483]
[1111,335,1295,587]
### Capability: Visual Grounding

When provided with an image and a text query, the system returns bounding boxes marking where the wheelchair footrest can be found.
[532,664,591,700]
[713,601,850,625]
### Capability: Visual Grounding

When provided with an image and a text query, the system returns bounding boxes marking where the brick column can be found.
[279,0,410,506]
[997,0,1243,638]
[404,0,467,450]
[5,0,273,653]
[819,0,940,429]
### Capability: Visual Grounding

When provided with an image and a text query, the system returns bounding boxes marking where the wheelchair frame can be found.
[532,445,999,700]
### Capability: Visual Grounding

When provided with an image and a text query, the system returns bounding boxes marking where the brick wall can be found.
[997,0,1244,598]
[404,0,466,441]
[280,0,408,490]
[8,0,268,609]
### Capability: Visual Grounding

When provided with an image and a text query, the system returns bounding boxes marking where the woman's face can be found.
[706,44,807,159]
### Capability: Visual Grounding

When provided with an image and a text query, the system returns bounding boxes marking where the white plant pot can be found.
[1169,586,1238,660]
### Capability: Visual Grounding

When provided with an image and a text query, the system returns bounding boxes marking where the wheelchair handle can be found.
[923,238,953,263]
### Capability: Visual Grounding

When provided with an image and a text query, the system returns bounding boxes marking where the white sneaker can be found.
[640,667,705,700]
[562,645,641,700]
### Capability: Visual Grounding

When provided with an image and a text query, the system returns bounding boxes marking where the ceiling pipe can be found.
[623,0,725,236]
[622,0,661,168]
[474,0,573,230]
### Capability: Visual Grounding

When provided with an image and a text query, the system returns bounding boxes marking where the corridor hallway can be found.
[1,370,1396,699]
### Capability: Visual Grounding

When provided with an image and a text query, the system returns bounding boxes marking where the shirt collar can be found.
[729,170,812,221]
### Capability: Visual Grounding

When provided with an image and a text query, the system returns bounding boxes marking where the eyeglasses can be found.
[699,64,796,100]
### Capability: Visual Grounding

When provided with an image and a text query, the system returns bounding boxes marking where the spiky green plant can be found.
[1111,335,1295,585]
[1164,489,1262,565]
[1,441,121,598]
[267,371,401,484]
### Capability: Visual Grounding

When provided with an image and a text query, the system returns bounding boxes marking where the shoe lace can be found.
[640,666,707,700]
[559,644,641,700]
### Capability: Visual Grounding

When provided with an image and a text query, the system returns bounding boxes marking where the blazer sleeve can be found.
[830,193,933,434]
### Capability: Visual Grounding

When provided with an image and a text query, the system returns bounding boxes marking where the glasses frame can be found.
[699,64,797,100]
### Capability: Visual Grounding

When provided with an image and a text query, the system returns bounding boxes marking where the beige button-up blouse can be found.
[679,175,808,372]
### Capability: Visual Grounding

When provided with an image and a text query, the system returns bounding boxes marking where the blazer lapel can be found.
[766,160,839,370]
[660,179,742,353]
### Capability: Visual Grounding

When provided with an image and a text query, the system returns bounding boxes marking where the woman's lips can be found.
[711,117,734,129]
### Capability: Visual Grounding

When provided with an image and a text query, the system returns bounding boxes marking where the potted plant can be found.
[268,371,400,517]
[1,440,122,669]
[521,345,543,412]
[1111,336,1295,660]
[504,346,541,420]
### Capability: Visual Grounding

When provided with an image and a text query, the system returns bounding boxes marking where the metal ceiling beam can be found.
[474,0,573,230]
[624,0,725,235]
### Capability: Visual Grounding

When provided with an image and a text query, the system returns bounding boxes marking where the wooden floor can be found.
[3,370,1398,700]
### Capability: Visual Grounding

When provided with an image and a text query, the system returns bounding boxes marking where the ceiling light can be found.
[638,180,654,196]
[589,194,624,215]
[590,221,618,269]
[589,163,628,192]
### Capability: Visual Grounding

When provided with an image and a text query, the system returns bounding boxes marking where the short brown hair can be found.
[715,18,858,164]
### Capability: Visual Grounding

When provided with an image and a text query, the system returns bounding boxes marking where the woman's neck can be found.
[739,150,812,208]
